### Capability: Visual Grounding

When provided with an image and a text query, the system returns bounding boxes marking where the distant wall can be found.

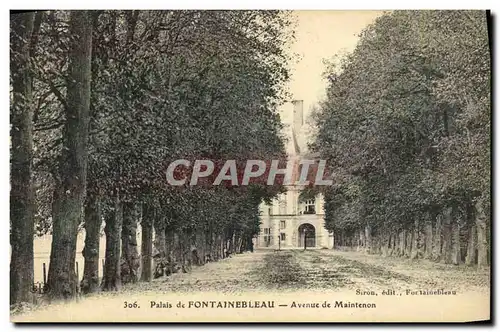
[29,231,142,283]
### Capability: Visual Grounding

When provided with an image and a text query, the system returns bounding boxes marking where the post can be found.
[304,230,307,251]
[42,263,47,285]
[75,261,80,295]
[42,263,48,293]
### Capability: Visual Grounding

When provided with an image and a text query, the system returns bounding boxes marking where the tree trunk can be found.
[451,209,461,265]
[465,223,477,266]
[47,11,93,301]
[153,215,167,278]
[165,227,175,263]
[154,217,166,258]
[81,193,101,294]
[404,228,412,258]
[182,231,193,272]
[211,233,217,261]
[393,232,400,256]
[432,214,442,261]
[220,235,225,258]
[121,202,140,284]
[102,194,123,291]
[358,229,365,251]
[237,236,243,254]
[140,204,154,282]
[441,207,452,264]
[197,230,206,264]
[173,232,182,264]
[410,219,419,259]
[364,223,372,254]
[10,11,36,305]
[207,222,214,262]
[384,232,392,256]
[398,230,405,257]
[424,213,433,260]
[475,201,489,268]
[192,230,204,265]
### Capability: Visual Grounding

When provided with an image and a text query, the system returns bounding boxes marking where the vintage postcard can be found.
[9,9,491,323]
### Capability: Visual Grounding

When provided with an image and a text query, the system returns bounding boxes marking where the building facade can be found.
[254,100,334,249]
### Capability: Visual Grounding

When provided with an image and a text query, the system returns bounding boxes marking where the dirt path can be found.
[12,249,490,323]
[310,250,490,294]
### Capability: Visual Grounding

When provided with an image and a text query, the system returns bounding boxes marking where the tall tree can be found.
[10,11,36,305]
[101,193,123,291]
[22,10,293,296]
[47,10,93,300]
[80,191,101,294]
[312,10,490,266]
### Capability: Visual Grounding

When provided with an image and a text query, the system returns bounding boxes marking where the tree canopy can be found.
[311,10,490,266]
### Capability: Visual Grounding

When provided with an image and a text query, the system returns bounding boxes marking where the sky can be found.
[280,11,385,124]
[279,10,386,153]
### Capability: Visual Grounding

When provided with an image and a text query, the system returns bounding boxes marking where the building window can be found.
[304,198,316,214]
[268,207,272,215]
[263,228,270,235]
[280,233,286,241]
[280,220,286,229]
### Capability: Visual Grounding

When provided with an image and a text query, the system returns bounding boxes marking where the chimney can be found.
[292,100,304,134]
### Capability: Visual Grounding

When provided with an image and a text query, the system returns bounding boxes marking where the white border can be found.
[2,0,498,10]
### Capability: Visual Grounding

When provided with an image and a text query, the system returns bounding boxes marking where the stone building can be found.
[254,100,334,249]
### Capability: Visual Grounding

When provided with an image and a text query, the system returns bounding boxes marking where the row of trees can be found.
[10,10,293,304]
[311,11,491,267]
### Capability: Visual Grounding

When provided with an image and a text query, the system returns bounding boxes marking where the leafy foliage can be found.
[29,9,295,244]
[312,11,490,250]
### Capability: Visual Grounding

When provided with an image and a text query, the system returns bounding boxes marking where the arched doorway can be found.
[298,223,316,248]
